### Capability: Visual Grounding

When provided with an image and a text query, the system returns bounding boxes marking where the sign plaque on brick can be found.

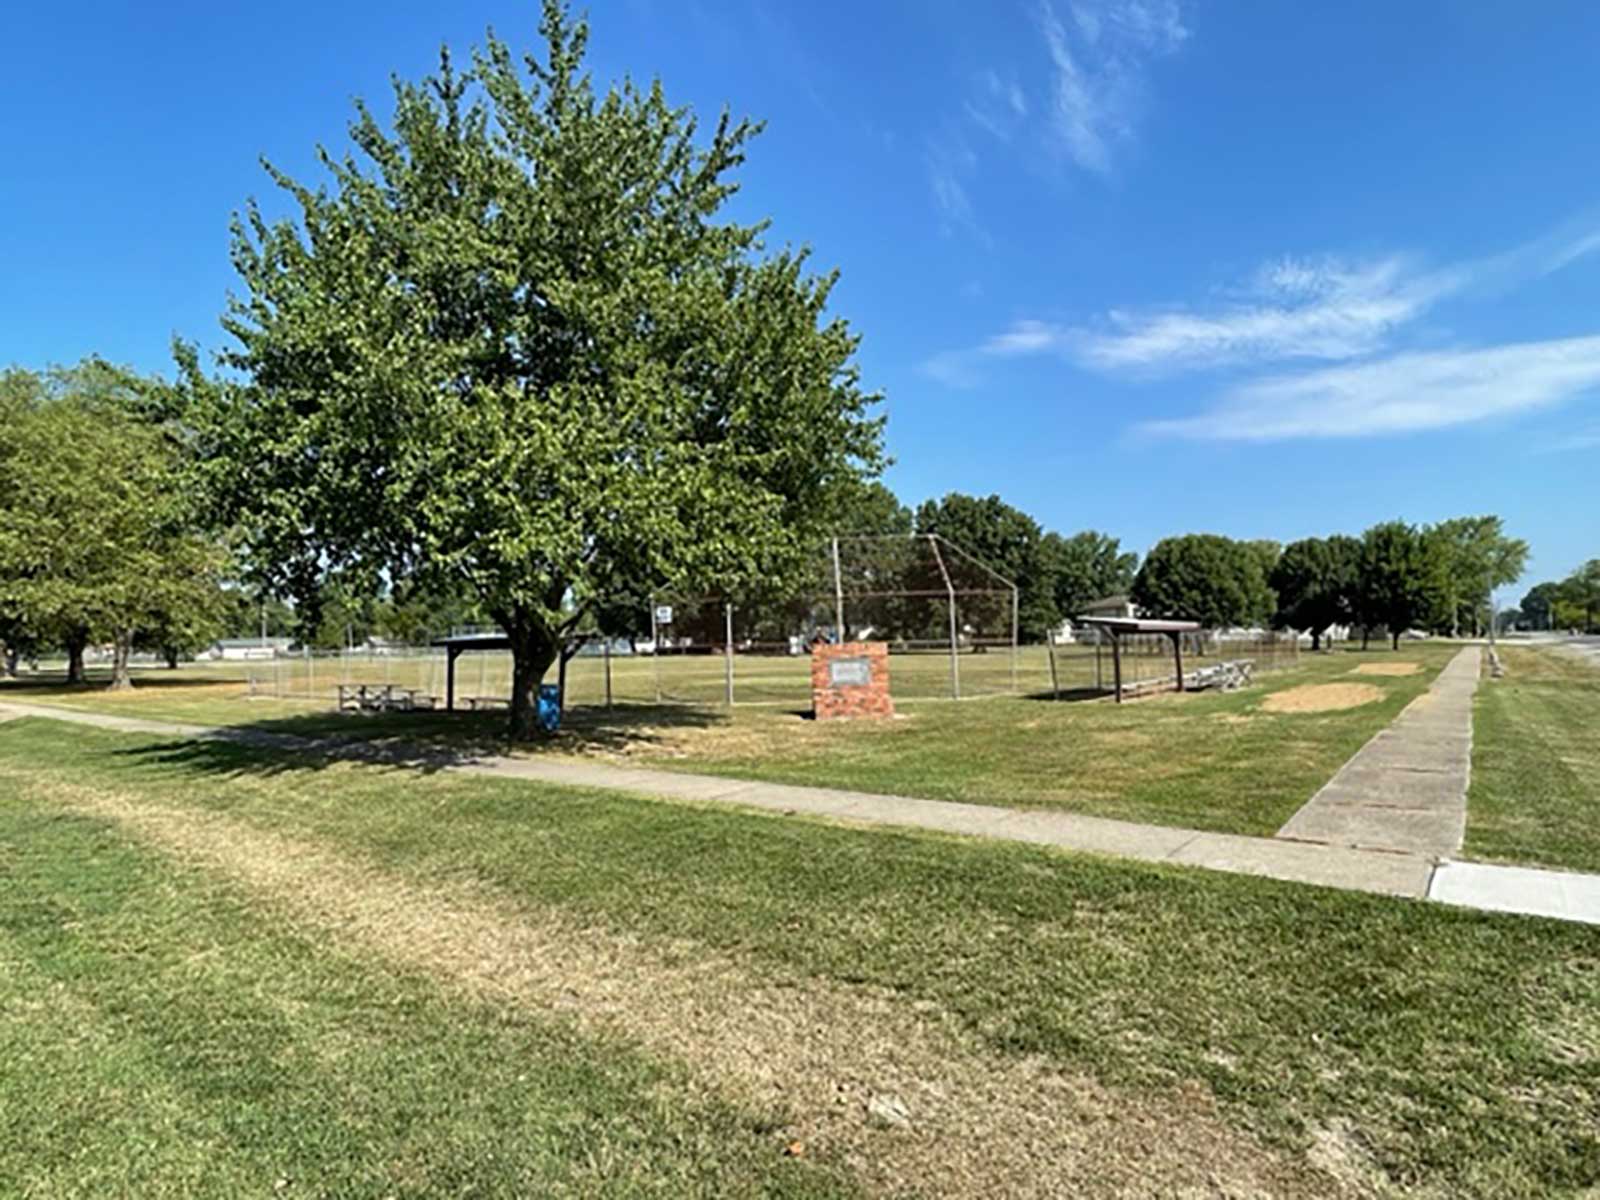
[811,641,893,720]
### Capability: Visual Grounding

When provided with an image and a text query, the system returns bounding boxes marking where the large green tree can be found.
[1563,559,1600,632]
[0,361,227,686]
[187,3,883,735]
[1520,581,1564,631]
[1131,534,1275,628]
[1427,516,1529,636]
[1269,535,1359,650]
[1355,520,1446,650]
[1040,530,1138,624]
[913,493,1046,637]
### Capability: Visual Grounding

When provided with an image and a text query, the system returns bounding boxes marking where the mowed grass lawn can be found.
[2,715,1597,1197]
[612,643,1464,834]
[1,643,1462,836]
[1467,643,1600,873]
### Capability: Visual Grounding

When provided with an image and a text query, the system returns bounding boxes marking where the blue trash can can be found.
[537,683,562,732]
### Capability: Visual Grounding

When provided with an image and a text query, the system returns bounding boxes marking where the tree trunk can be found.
[65,631,88,685]
[164,645,180,669]
[1392,629,1402,651]
[108,630,135,690]
[1360,626,1371,651]
[504,613,560,739]
[1311,629,1322,653]
[1,645,15,679]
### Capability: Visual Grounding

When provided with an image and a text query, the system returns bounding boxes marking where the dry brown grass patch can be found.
[29,774,1348,1199]
[1350,662,1421,677]
[1261,684,1385,714]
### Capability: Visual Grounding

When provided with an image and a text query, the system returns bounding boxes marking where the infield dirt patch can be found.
[1262,683,1384,714]
[1351,662,1421,678]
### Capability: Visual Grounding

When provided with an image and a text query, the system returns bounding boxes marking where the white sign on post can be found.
[654,605,674,625]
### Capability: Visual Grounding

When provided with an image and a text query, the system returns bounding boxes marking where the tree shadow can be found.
[106,701,728,780]
[1018,687,1111,703]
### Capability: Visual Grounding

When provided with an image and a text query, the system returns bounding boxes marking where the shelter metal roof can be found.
[1072,616,1201,634]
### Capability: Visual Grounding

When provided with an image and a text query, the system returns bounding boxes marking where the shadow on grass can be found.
[107,702,727,780]
[1019,687,1114,703]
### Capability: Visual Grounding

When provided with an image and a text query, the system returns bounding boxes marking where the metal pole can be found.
[831,536,845,642]
[1112,632,1124,703]
[724,602,735,706]
[928,534,960,699]
[1172,632,1184,694]
[306,646,312,703]
[1011,585,1019,694]
[604,638,613,708]
[1046,629,1060,700]
[650,598,661,703]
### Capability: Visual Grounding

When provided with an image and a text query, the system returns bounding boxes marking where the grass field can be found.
[1467,643,1600,873]
[608,642,1462,834]
[0,642,1456,836]
[1,715,1596,1197]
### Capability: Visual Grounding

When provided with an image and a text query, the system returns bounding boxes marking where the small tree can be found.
[188,3,883,735]
[1132,534,1274,628]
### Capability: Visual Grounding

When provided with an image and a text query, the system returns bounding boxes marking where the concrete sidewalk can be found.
[1275,648,1479,857]
[4,689,1598,925]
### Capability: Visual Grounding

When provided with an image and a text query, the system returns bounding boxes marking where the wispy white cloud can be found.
[923,222,1600,383]
[926,1,1187,231]
[1076,254,1445,370]
[924,135,981,238]
[1141,336,1600,441]
[1038,0,1188,174]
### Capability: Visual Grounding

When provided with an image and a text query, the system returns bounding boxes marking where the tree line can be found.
[1133,518,1528,650]
[1517,561,1600,632]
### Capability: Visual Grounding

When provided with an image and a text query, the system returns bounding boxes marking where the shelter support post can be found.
[724,602,735,707]
[1112,631,1124,704]
[446,646,461,712]
[1171,631,1184,694]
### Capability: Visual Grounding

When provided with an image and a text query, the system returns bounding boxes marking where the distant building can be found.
[1055,594,1140,643]
[208,638,294,661]
[1080,594,1139,620]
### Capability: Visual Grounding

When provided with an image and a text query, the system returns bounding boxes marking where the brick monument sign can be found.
[810,641,894,720]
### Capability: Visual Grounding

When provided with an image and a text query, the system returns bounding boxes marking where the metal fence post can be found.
[1045,628,1060,700]
[724,601,735,707]
[831,536,845,641]
[929,534,960,699]
[603,638,613,708]
[1011,586,1020,694]
[650,597,661,704]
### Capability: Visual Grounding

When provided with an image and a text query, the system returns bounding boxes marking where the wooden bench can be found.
[462,696,510,711]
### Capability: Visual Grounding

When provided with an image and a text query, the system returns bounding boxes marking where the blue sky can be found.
[3,1,1597,596]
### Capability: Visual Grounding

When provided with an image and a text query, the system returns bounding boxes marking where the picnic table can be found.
[337,684,436,713]
[461,696,510,711]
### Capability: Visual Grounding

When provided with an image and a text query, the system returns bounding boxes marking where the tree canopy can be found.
[1131,534,1275,628]
[186,2,884,734]
[1040,530,1138,625]
[1269,535,1359,650]
[0,361,227,685]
